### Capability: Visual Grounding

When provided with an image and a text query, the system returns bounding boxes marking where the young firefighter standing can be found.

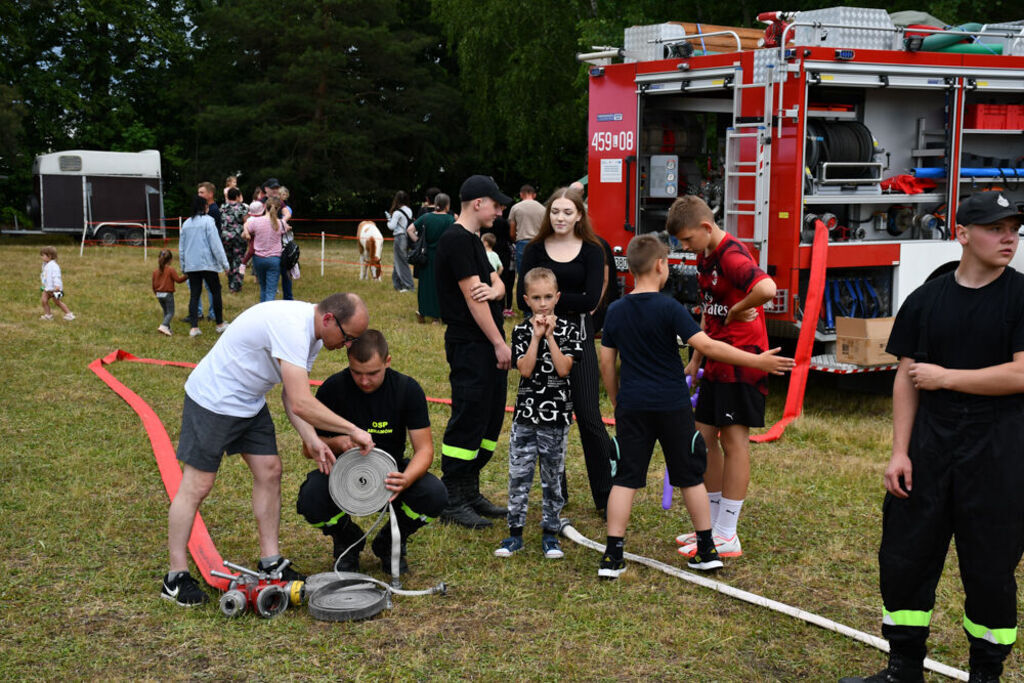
[841,193,1024,683]
[597,235,793,579]
[434,175,513,528]
[666,196,777,559]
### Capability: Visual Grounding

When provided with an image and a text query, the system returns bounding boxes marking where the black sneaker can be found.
[257,557,306,582]
[839,655,925,683]
[160,571,209,607]
[332,536,364,573]
[598,554,626,580]
[687,547,724,572]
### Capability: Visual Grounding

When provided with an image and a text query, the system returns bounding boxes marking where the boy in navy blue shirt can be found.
[597,234,793,578]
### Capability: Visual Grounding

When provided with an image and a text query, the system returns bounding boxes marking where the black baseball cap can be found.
[262,177,281,190]
[459,175,512,205]
[956,192,1024,226]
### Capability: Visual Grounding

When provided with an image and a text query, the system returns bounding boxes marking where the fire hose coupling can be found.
[210,560,305,619]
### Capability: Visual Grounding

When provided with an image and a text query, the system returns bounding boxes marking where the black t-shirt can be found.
[313,368,430,462]
[886,269,1024,408]
[435,223,504,343]
[601,292,702,412]
[517,240,606,316]
[511,318,582,425]
[207,202,222,230]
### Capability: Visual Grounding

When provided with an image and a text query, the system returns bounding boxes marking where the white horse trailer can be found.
[25,149,166,245]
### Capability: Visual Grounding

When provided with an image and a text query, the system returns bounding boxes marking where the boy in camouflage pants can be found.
[494,268,582,559]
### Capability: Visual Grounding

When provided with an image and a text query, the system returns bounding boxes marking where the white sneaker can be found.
[40,313,53,320]
[189,328,202,337]
[63,312,76,321]
[215,322,229,334]
[158,325,172,336]
[677,533,742,558]
[675,531,696,546]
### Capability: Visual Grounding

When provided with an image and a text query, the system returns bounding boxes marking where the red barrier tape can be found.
[750,220,828,443]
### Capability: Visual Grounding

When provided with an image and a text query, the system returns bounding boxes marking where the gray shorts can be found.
[176,394,278,473]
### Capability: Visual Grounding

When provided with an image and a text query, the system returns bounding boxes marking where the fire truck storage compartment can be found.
[636,91,732,235]
[801,83,949,244]
[798,266,893,335]
[959,84,1024,212]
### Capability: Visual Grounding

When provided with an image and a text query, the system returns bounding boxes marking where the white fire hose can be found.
[308,448,446,621]
[560,524,968,681]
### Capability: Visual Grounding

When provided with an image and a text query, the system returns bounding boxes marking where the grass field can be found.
[1,235,1020,681]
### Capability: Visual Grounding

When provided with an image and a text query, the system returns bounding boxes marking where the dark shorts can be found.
[613,406,706,489]
[176,394,278,473]
[693,381,766,428]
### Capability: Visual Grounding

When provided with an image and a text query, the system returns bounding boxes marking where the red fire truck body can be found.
[584,9,1024,369]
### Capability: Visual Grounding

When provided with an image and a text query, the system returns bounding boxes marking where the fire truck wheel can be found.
[219,589,247,618]
[126,228,145,247]
[307,579,388,622]
[255,584,289,618]
[96,227,118,246]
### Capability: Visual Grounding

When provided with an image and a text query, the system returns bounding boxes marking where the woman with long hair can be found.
[179,195,229,337]
[388,190,416,292]
[517,187,613,512]
[408,192,455,322]
[243,197,284,302]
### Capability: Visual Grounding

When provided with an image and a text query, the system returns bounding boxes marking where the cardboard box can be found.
[835,316,897,366]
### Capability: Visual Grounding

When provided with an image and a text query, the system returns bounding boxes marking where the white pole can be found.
[321,231,325,277]
[80,176,88,257]
[561,525,969,681]
[144,223,148,262]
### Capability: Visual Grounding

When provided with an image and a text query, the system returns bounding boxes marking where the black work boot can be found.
[839,654,925,683]
[439,478,492,529]
[967,664,1002,683]
[469,469,508,518]
[328,526,364,573]
[372,529,409,576]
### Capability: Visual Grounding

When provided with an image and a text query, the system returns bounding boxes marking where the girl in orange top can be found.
[153,249,188,336]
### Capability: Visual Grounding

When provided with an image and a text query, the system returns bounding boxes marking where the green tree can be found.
[431,0,590,194]
[0,0,198,218]
[188,0,465,217]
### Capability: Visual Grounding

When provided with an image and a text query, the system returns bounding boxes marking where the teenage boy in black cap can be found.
[434,175,514,528]
[841,192,1024,683]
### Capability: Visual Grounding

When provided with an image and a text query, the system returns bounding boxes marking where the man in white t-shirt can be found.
[161,292,375,608]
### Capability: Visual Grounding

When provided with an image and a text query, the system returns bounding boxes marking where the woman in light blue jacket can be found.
[180,195,229,337]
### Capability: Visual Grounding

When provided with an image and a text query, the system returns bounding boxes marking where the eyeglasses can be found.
[333,316,361,345]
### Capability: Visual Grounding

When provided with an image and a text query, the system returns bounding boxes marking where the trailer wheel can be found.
[126,228,144,247]
[95,227,118,246]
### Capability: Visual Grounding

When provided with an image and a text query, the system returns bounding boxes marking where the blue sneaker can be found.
[494,536,524,557]
[542,534,564,559]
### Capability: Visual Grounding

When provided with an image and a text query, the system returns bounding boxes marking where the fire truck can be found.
[581,7,1024,371]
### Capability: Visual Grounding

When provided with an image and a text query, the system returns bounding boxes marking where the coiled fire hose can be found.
[306,448,446,621]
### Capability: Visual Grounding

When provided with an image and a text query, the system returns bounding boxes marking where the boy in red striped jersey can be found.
[666,196,778,559]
